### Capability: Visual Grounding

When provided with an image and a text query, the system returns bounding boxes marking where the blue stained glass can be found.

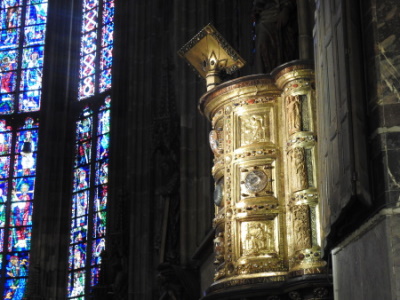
[67,273,73,295]
[90,266,100,287]
[22,46,44,68]
[68,270,85,297]
[80,31,97,56]
[72,243,86,269]
[8,226,31,251]
[68,246,73,268]
[98,108,110,134]
[94,185,107,211]
[5,252,29,277]
[21,117,38,129]
[70,0,114,295]
[10,201,32,226]
[0,230,3,251]
[91,238,105,265]
[72,191,89,218]
[25,3,47,25]
[95,159,108,185]
[15,129,38,154]
[78,76,95,99]
[19,90,41,112]
[103,95,111,108]
[0,7,21,29]
[73,166,90,192]
[0,0,47,296]
[1,0,22,9]
[75,141,91,166]
[70,216,88,243]
[20,68,42,91]
[102,0,114,24]
[80,53,96,78]
[0,205,5,227]
[0,156,11,178]
[0,119,11,132]
[100,45,112,70]
[0,28,19,49]
[92,209,106,238]
[24,24,46,46]
[96,134,108,160]
[14,129,38,176]
[0,71,16,93]
[82,0,98,11]
[0,49,18,69]
[99,68,111,92]
[81,106,92,117]
[27,0,47,4]
[0,180,9,202]
[14,153,37,177]
[101,22,113,47]
[0,94,14,114]
[4,278,27,300]
[76,116,92,141]
[82,8,97,33]
[12,177,35,202]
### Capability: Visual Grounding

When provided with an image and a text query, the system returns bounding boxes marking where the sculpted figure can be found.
[287,95,301,134]
[253,0,298,73]
[289,147,307,191]
[292,205,311,250]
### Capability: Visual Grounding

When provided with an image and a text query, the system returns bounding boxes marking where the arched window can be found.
[67,0,113,298]
[0,0,48,297]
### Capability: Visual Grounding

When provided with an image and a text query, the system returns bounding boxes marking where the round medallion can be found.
[213,181,224,206]
[209,130,219,153]
[244,170,267,193]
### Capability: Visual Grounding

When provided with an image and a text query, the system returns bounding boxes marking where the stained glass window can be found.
[68,0,113,297]
[0,0,47,297]
[78,0,114,100]
[1,0,48,114]
[68,97,110,299]
[0,117,39,299]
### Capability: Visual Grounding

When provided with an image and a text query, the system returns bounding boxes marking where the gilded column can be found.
[274,63,326,276]
[200,75,288,291]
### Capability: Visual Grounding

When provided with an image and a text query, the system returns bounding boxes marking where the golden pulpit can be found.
[179,25,332,299]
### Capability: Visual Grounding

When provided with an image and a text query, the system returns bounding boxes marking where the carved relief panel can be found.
[240,220,277,256]
[239,109,274,147]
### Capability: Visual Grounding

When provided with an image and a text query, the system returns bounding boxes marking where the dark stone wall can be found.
[107,1,256,299]
[314,0,371,249]
[314,0,400,298]
[363,0,400,207]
